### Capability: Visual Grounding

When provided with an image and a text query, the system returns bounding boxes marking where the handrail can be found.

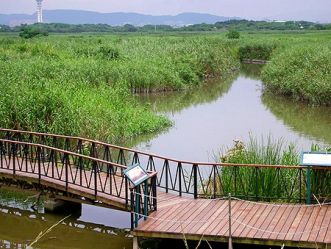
[0,138,157,177]
[0,139,127,169]
[2,128,329,169]
[0,137,158,226]
[1,128,330,204]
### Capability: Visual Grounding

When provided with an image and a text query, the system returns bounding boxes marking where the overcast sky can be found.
[1,0,331,22]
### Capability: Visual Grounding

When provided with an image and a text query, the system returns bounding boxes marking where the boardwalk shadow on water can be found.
[0,188,132,249]
[0,204,132,249]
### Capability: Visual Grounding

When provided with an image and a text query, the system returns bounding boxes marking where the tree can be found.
[19,26,48,39]
[226,29,240,39]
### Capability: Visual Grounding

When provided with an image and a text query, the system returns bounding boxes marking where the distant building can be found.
[273,20,286,23]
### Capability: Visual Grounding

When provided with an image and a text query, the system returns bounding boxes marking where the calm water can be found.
[133,65,331,162]
[1,65,330,248]
[0,190,132,249]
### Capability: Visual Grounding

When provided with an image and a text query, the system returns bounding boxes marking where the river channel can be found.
[1,65,330,248]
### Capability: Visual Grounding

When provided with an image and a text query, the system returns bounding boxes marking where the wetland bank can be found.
[0,31,330,248]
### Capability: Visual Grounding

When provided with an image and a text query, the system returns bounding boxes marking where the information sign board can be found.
[301,152,331,167]
[124,163,149,187]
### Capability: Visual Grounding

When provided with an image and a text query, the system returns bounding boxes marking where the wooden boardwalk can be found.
[0,157,330,248]
[0,157,186,210]
[134,198,331,248]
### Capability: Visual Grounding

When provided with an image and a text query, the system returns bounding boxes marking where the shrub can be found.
[19,26,48,39]
[226,29,240,39]
[238,43,275,61]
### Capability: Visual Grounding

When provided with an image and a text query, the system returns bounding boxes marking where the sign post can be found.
[124,164,150,227]
[300,152,331,204]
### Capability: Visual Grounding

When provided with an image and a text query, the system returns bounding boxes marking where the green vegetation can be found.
[220,136,299,166]
[238,43,275,61]
[217,137,331,202]
[1,19,331,34]
[226,29,240,39]
[0,30,330,142]
[19,25,49,39]
[261,45,331,105]
[0,35,238,141]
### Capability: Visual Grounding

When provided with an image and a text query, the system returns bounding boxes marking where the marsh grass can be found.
[261,44,331,105]
[0,35,239,141]
[217,136,330,202]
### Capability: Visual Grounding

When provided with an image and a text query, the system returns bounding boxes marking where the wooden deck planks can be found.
[174,200,215,234]
[292,207,314,242]
[193,201,227,235]
[307,206,328,242]
[276,205,302,241]
[231,202,256,237]
[215,201,246,236]
[261,205,288,239]
[135,199,331,248]
[196,201,227,235]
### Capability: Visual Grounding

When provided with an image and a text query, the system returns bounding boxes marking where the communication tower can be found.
[36,0,43,23]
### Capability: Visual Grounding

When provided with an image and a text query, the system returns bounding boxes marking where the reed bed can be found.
[217,136,330,202]
[0,35,238,141]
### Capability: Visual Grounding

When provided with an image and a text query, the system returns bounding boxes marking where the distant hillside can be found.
[0,10,236,27]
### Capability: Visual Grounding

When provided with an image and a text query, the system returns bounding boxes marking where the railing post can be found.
[193,164,198,199]
[79,156,83,186]
[299,168,302,203]
[125,177,128,209]
[255,167,258,201]
[12,143,16,175]
[94,161,98,199]
[178,163,182,197]
[152,174,157,211]
[306,166,311,204]
[144,180,148,221]
[234,166,237,196]
[165,160,169,193]
[130,188,135,230]
[149,156,154,172]
[213,165,216,199]
[135,186,140,228]
[65,153,68,192]
[37,147,41,184]
[0,141,3,169]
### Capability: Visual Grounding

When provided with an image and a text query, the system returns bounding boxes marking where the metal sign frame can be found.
[300,151,331,204]
[124,163,149,187]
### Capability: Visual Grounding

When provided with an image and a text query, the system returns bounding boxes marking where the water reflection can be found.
[132,65,330,162]
[136,72,238,114]
[262,93,331,146]
[0,188,132,249]
[0,205,132,249]
[240,64,262,80]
